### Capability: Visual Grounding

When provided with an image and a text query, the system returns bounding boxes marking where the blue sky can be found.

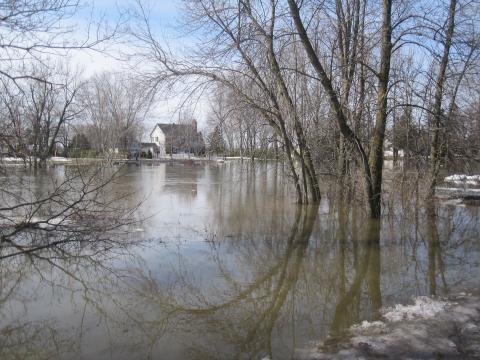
[88,0,181,21]
[68,0,209,129]
[86,0,184,33]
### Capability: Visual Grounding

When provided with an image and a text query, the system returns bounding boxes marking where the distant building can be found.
[140,142,160,158]
[150,120,205,156]
[129,141,160,159]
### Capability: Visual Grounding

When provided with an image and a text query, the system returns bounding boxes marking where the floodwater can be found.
[1,162,479,360]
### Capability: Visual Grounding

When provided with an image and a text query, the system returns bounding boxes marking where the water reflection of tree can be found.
[424,201,480,297]
[123,199,385,359]
[208,206,316,359]
[118,165,480,360]
[162,163,202,200]
[0,164,141,260]
[205,162,289,240]
[1,164,480,359]
[0,165,145,360]
[330,217,382,336]
[124,205,318,360]
[0,258,78,359]
[0,253,121,360]
[426,201,446,296]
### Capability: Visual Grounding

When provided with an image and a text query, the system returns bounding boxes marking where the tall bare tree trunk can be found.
[336,0,362,181]
[428,0,457,197]
[368,0,393,218]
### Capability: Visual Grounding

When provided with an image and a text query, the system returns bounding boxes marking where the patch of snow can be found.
[49,157,72,163]
[2,156,72,163]
[461,323,478,334]
[440,198,464,206]
[444,174,480,185]
[1,157,23,162]
[308,294,480,359]
[225,156,245,160]
[383,296,449,322]
[384,149,404,158]
[437,187,480,192]
[352,320,386,331]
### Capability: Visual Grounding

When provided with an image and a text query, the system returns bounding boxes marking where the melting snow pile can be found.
[444,174,480,185]
[382,296,448,322]
[351,320,385,331]
[296,294,480,359]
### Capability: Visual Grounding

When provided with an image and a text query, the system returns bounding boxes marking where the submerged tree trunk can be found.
[264,17,321,204]
[239,0,321,204]
[288,0,392,218]
[428,0,457,197]
[368,0,393,218]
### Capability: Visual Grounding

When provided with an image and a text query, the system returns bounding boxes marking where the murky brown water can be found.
[1,162,479,360]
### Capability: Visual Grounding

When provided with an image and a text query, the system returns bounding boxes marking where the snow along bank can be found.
[445,174,480,186]
[296,293,480,359]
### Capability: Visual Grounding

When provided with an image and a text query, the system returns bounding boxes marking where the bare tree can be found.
[80,72,152,157]
[287,0,394,218]
[207,83,274,160]
[0,0,144,282]
[0,0,119,85]
[126,0,480,213]
[0,62,83,166]
[0,165,140,260]
[130,0,322,204]
[427,0,480,194]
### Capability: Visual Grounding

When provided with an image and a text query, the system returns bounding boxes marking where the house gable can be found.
[150,125,166,147]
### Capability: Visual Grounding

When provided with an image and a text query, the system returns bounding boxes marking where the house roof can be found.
[149,123,205,152]
[151,123,202,139]
[155,123,193,134]
[151,123,184,137]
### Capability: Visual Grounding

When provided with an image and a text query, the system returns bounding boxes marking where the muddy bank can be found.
[297,293,480,359]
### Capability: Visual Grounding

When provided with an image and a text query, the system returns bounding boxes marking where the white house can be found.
[150,125,166,156]
[149,121,205,156]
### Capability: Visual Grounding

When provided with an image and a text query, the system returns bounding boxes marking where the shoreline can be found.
[0,156,277,166]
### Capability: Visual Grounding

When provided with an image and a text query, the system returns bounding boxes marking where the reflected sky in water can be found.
[1,162,479,360]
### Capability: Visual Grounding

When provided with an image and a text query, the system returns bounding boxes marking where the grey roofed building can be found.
[150,120,205,156]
